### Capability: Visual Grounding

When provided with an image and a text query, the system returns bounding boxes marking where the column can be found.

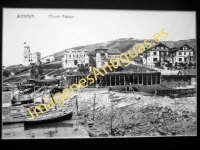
[147,75,148,85]
[142,74,143,85]
[151,75,152,85]
[115,75,116,86]
[119,76,121,86]
[105,76,107,86]
[124,75,125,86]
[110,76,111,86]
[137,75,139,84]
[160,75,161,85]
[155,75,157,84]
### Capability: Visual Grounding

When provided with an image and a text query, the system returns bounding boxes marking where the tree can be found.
[30,64,44,79]
[3,69,11,77]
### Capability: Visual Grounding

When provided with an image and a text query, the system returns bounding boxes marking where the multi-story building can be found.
[143,43,171,66]
[143,43,196,66]
[173,44,195,63]
[95,45,121,69]
[62,49,89,69]
[23,46,41,66]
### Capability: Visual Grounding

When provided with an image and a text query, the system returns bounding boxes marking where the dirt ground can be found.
[2,87,196,138]
[2,120,89,139]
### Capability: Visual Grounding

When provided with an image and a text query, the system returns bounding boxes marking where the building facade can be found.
[62,49,89,69]
[41,55,55,64]
[174,44,195,63]
[23,46,41,66]
[95,46,121,69]
[143,43,171,66]
[142,43,196,66]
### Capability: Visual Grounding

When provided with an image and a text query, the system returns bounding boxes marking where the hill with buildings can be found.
[44,38,196,60]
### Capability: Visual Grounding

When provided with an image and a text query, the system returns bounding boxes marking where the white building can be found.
[174,44,195,63]
[41,55,55,64]
[143,43,171,66]
[62,49,89,69]
[23,46,41,66]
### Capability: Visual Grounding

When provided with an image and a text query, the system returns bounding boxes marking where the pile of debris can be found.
[63,91,196,136]
[111,104,196,136]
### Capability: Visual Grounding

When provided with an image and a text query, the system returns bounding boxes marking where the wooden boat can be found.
[3,114,27,125]
[27,78,61,85]
[11,98,34,105]
[86,120,109,137]
[24,111,73,128]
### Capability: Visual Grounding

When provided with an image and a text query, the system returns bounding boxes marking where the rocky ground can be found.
[2,87,196,138]
[64,88,196,137]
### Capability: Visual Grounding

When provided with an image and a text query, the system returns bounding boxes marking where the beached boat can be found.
[27,78,61,85]
[11,98,34,105]
[3,114,27,125]
[24,111,73,127]
[86,120,109,137]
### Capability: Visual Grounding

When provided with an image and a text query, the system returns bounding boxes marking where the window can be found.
[153,58,157,62]
[189,52,191,55]
[179,52,182,55]
[154,52,156,55]
[179,58,182,61]
[184,52,186,55]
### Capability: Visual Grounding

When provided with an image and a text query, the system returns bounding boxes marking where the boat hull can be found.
[3,118,25,125]
[24,111,73,129]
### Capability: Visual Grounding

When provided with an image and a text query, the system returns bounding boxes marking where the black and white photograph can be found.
[2,8,196,139]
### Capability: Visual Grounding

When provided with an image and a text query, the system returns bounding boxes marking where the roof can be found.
[160,70,179,75]
[148,42,170,51]
[178,69,196,75]
[176,44,195,50]
[108,49,121,55]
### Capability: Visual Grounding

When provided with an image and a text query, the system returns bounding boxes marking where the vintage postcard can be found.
[2,8,196,138]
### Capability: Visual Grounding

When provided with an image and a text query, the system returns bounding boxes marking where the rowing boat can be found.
[24,111,73,128]
[86,120,109,137]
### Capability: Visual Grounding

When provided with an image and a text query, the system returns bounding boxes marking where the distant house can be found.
[95,45,121,69]
[62,49,89,69]
[143,43,171,66]
[41,55,55,64]
[173,44,195,63]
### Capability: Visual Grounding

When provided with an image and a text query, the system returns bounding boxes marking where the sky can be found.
[3,8,196,67]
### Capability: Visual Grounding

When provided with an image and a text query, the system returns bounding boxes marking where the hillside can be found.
[43,38,196,59]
